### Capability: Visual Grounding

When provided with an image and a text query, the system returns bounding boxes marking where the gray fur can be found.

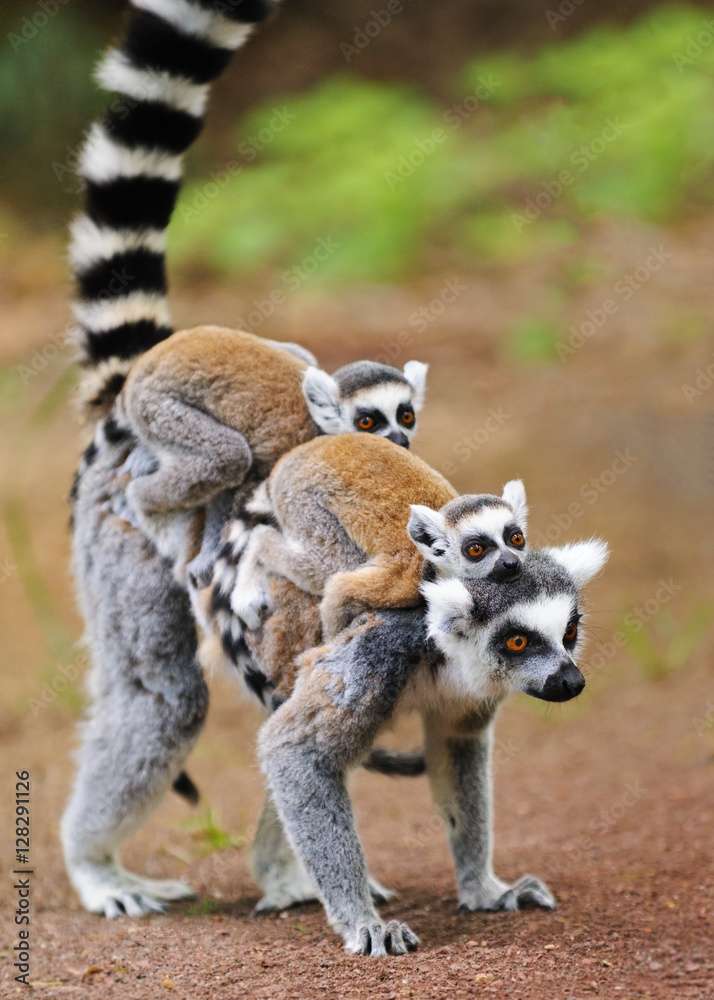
[63,435,206,916]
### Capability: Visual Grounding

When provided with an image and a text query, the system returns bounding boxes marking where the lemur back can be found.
[236,434,458,638]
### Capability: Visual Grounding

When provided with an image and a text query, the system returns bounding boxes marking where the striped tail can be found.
[71,0,278,418]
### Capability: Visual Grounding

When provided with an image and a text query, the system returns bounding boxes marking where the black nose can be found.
[535,661,586,703]
[490,555,521,582]
[387,431,410,449]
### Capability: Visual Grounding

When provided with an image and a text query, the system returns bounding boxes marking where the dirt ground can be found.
[0,216,713,998]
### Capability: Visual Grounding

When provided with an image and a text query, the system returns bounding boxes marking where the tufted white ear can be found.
[422,577,474,640]
[545,539,609,588]
[502,479,528,528]
[407,504,449,564]
[302,367,344,435]
[403,360,429,411]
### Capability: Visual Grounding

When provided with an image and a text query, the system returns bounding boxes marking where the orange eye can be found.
[505,634,528,653]
[510,531,525,549]
[400,410,415,427]
[465,543,485,560]
[356,415,375,431]
[564,622,578,644]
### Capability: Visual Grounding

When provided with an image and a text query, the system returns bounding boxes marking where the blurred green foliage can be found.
[0,11,105,220]
[169,5,714,284]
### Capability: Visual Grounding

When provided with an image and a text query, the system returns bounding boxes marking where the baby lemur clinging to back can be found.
[233,434,531,639]
[116,325,428,585]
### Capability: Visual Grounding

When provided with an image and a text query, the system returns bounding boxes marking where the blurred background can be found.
[0,2,712,995]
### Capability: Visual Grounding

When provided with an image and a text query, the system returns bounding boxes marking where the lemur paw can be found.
[231,582,271,631]
[345,919,420,957]
[69,862,195,919]
[459,874,556,913]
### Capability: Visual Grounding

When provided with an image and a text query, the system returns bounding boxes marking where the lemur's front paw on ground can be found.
[345,920,420,957]
[70,862,195,919]
[459,874,556,914]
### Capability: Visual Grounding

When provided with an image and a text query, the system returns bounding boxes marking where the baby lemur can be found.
[233,433,530,639]
[116,326,428,585]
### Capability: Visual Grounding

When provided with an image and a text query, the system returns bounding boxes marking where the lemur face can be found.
[302,361,428,448]
[422,542,608,704]
[408,481,529,582]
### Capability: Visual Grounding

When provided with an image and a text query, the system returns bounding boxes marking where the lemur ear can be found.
[502,479,528,528]
[403,361,429,411]
[302,367,344,435]
[422,578,474,641]
[545,539,609,588]
[407,504,449,564]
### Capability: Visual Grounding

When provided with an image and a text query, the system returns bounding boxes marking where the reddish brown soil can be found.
[1,217,713,998]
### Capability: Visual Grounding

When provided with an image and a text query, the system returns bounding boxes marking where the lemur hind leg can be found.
[251,794,395,914]
[424,714,556,913]
[127,394,253,516]
[64,455,208,918]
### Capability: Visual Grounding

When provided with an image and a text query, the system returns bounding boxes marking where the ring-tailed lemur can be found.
[230,434,530,640]
[62,0,429,913]
[115,331,428,588]
[240,526,608,952]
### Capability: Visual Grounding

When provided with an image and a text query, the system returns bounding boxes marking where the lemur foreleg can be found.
[424,715,556,913]
[259,609,424,955]
[232,523,333,630]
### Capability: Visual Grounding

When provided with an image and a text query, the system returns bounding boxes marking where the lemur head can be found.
[422,540,608,704]
[302,360,428,448]
[408,481,529,583]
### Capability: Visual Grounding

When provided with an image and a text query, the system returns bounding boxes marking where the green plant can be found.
[622,604,712,681]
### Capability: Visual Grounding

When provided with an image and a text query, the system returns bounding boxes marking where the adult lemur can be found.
[62,0,426,913]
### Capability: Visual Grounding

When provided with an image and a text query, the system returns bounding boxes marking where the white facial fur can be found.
[408,480,529,581]
[421,538,608,705]
[302,362,428,446]
[423,581,579,703]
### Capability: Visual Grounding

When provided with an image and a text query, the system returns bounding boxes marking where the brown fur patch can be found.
[124,327,316,475]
